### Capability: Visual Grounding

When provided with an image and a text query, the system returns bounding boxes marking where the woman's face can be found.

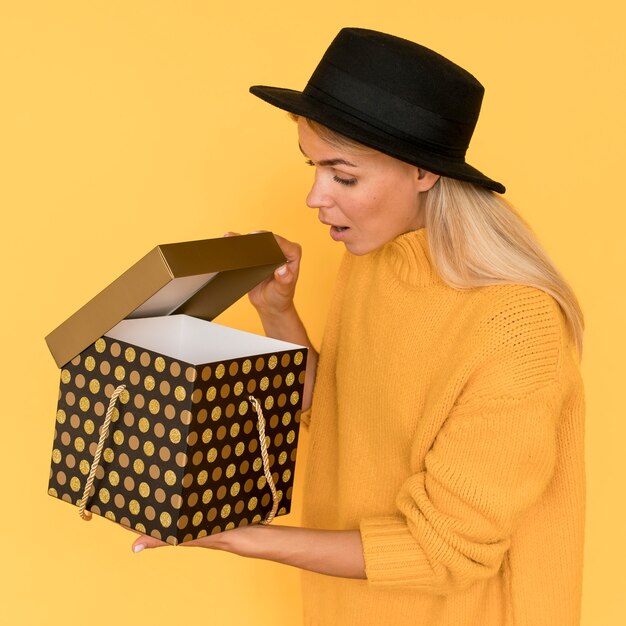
[297,118,439,256]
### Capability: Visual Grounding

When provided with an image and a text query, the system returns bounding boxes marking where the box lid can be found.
[45,233,286,367]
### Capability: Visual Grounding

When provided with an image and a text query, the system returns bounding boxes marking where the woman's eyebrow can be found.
[298,144,358,167]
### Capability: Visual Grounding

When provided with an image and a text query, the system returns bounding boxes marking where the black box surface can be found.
[46,235,307,544]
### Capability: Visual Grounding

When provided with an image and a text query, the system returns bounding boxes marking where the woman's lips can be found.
[330,225,350,241]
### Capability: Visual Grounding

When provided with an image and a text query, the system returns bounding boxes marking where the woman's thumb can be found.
[274,264,290,280]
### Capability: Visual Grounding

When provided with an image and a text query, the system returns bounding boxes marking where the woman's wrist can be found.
[257,303,309,345]
[256,301,299,328]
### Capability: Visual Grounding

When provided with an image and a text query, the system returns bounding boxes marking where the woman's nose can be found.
[305,172,332,209]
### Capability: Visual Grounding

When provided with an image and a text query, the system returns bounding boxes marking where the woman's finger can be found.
[271,237,302,272]
[272,233,300,255]
[132,534,168,553]
[275,264,289,279]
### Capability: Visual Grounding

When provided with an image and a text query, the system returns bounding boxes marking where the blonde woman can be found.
[132,28,585,626]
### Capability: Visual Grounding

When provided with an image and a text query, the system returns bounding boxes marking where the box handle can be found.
[77,386,279,526]
[78,384,127,521]
[249,395,279,525]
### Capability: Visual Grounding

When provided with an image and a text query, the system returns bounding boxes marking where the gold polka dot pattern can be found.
[49,335,306,545]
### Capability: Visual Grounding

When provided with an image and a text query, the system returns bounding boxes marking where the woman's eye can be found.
[304,159,356,185]
[333,175,357,186]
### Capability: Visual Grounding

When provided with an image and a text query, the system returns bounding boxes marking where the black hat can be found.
[250,27,505,194]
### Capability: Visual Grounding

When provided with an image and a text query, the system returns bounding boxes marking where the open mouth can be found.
[329,225,350,241]
[323,221,351,241]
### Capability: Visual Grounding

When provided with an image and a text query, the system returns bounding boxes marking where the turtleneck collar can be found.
[374,228,443,288]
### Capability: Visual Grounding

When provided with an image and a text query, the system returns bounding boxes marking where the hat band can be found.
[304,60,473,159]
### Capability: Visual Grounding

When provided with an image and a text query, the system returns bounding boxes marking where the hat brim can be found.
[250,85,505,194]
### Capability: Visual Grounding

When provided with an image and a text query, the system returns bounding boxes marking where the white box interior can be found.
[105,314,303,364]
[127,273,218,318]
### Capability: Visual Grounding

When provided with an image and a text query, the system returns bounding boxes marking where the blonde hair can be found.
[295,116,585,357]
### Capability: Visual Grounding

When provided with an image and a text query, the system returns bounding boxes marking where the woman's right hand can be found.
[224,232,302,318]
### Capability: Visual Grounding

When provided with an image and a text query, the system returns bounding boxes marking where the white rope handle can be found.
[249,395,279,524]
[79,384,126,520]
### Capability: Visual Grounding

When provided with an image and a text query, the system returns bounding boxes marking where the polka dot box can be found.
[45,234,308,545]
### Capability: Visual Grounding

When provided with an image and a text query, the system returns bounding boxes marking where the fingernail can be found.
[276,265,288,276]
[133,544,145,553]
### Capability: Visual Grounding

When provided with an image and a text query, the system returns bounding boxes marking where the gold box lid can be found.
[45,233,285,367]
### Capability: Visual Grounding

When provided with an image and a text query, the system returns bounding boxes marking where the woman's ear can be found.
[416,168,440,192]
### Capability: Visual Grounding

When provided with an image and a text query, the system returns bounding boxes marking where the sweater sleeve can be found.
[360,287,566,593]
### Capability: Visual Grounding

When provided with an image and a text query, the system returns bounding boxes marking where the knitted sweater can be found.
[300,228,585,626]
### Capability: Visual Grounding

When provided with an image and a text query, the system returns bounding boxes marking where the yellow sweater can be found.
[300,228,585,626]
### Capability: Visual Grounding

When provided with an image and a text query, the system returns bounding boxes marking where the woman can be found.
[132,28,585,626]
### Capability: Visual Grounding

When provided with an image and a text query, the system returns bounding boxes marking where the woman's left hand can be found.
[131,524,260,555]
[130,523,367,580]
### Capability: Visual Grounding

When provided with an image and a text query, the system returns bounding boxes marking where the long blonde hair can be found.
[296,115,585,357]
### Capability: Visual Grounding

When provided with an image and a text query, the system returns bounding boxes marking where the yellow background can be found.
[0,1,623,624]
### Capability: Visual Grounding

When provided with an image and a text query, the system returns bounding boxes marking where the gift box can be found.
[46,233,307,545]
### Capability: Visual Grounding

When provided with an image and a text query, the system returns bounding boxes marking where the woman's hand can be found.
[131,525,259,555]
[131,524,367,580]
[224,232,302,318]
